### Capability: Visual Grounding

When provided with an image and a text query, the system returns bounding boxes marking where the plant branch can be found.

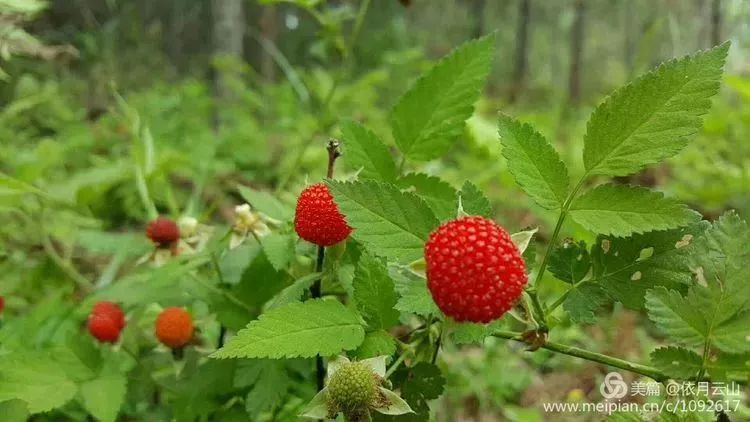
[492,330,669,382]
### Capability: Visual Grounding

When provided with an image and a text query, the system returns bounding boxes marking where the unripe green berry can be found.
[327,361,378,416]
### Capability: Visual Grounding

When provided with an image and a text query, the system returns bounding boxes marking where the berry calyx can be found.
[424,216,527,323]
[92,301,125,330]
[327,361,380,420]
[146,217,180,248]
[88,313,121,343]
[155,307,194,349]
[294,183,352,247]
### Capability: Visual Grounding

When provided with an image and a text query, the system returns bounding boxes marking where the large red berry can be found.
[155,307,194,349]
[92,301,125,330]
[146,217,180,247]
[424,216,527,323]
[88,314,121,343]
[294,183,352,247]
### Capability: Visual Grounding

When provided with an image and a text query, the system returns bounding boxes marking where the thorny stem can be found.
[492,330,669,382]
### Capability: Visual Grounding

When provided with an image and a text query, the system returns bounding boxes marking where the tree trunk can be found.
[567,0,586,105]
[710,0,721,46]
[508,0,531,104]
[211,0,245,104]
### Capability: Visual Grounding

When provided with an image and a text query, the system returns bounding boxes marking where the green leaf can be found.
[397,173,457,221]
[242,362,289,417]
[498,114,569,209]
[589,223,706,309]
[387,363,445,420]
[391,35,495,161]
[457,181,491,217]
[650,347,703,379]
[238,185,293,221]
[353,253,400,329]
[0,351,77,413]
[583,43,729,177]
[563,282,609,324]
[569,184,699,237]
[450,320,505,345]
[212,299,365,359]
[352,330,397,359]
[548,240,591,284]
[259,233,295,271]
[391,269,441,318]
[326,180,440,264]
[266,272,321,310]
[79,374,127,422]
[0,400,29,422]
[646,287,750,354]
[340,120,397,182]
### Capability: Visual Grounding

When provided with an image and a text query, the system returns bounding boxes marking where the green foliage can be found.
[391,34,495,161]
[353,253,400,329]
[498,114,569,209]
[548,240,591,284]
[340,120,397,182]
[326,179,439,263]
[212,299,365,359]
[457,181,492,217]
[582,43,729,177]
[397,173,457,221]
[569,184,700,236]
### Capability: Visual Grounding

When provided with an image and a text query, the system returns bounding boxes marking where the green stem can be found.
[385,353,408,379]
[492,330,668,382]
[527,177,588,327]
[547,279,587,314]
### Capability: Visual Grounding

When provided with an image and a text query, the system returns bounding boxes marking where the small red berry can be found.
[155,307,194,349]
[92,301,125,330]
[146,217,180,247]
[88,314,121,343]
[0,296,4,314]
[424,216,527,323]
[294,183,352,247]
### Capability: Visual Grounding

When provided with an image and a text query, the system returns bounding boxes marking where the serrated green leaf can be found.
[498,114,569,209]
[266,272,321,310]
[583,43,729,177]
[80,374,127,422]
[458,181,492,217]
[326,180,439,264]
[352,330,397,359]
[259,233,295,271]
[391,269,440,318]
[563,282,609,324]
[391,35,495,161]
[569,184,699,237]
[353,253,400,329]
[590,223,706,309]
[548,240,591,284]
[650,347,703,379]
[397,173,457,221]
[212,299,365,359]
[646,287,750,354]
[340,120,397,182]
[0,351,77,413]
[243,362,289,416]
[238,185,293,221]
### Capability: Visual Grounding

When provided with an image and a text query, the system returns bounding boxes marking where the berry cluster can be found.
[294,183,352,247]
[87,301,126,343]
[155,307,194,349]
[424,216,527,323]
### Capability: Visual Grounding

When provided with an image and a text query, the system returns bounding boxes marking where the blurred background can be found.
[1,0,749,420]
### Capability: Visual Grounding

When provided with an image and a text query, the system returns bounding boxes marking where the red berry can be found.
[88,314,121,343]
[146,217,180,247]
[155,307,194,349]
[424,216,527,323]
[294,183,352,247]
[92,301,125,330]
[0,296,4,314]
